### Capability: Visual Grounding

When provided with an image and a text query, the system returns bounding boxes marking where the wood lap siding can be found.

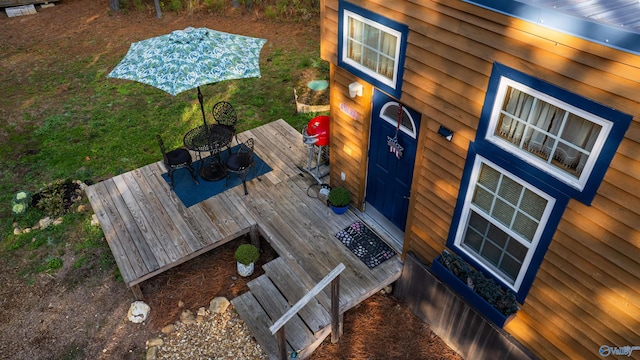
[321,0,640,358]
[328,63,372,208]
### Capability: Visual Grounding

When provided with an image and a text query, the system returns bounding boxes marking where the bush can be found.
[34,180,68,217]
[328,187,350,207]
[234,244,259,265]
[438,250,518,316]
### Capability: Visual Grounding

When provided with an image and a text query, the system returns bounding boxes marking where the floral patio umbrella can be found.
[108,27,267,126]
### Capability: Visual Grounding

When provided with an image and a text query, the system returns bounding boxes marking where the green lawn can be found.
[0,10,328,281]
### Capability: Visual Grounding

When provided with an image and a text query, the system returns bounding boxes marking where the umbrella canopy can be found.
[108,27,266,128]
[109,27,267,96]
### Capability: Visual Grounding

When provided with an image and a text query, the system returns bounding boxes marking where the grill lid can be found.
[303,115,330,146]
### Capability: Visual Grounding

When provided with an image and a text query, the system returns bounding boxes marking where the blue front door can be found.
[365,90,421,231]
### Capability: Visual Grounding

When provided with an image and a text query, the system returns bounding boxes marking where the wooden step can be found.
[231,292,291,360]
[247,275,317,353]
[263,257,331,335]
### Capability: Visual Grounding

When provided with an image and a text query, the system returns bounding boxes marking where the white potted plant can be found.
[234,244,260,277]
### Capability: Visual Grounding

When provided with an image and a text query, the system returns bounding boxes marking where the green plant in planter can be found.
[234,244,260,265]
[328,186,350,207]
[438,251,518,316]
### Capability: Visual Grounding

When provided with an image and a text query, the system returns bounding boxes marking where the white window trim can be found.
[341,9,402,89]
[379,102,417,139]
[486,77,614,190]
[453,156,556,292]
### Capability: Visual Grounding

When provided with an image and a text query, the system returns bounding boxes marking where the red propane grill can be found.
[303,115,330,146]
[303,115,330,183]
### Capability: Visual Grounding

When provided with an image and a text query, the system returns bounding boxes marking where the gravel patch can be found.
[152,306,268,360]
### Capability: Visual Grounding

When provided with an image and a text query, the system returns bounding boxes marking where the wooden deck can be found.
[86,119,403,358]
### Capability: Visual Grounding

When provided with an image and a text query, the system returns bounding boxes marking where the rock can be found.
[77,204,87,213]
[180,309,196,325]
[53,217,63,226]
[178,300,184,308]
[146,346,157,360]
[75,180,87,191]
[38,216,53,229]
[90,214,100,226]
[209,297,230,314]
[146,337,164,347]
[196,307,208,322]
[13,227,22,235]
[161,324,176,334]
[127,301,150,323]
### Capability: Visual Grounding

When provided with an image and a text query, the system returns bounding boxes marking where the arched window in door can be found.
[380,102,417,139]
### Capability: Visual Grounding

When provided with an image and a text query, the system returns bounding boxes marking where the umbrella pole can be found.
[196,86,225,181]
[197,86,208,128]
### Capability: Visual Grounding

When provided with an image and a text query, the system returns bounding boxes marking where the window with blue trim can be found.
[338,1,408,98]
[447,63,632,303]
[452,154,557,296]
[486,78,613,191]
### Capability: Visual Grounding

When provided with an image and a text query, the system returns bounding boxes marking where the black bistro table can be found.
[183,124,234,181]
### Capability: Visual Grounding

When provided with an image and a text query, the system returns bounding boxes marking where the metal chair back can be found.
[226,138,256,195]
[157,134,198,189]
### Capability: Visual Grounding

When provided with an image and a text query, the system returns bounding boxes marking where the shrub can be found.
[234,244,259,265]
[34,180,68,217]
[438,250,518,316]
[328,187,350,207]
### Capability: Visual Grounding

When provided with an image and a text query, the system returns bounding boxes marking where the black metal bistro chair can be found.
[212,101,238,148]
[157,135,199,189]
[225,138,256,195]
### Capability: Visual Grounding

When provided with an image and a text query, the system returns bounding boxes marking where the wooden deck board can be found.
[231,292,292,359]
[137,164,204,253]
[112,172,173,266]
[262,257,331,335]
[102,179,158,274]
[85,183,139,282]
[247,275,317,352]
[88,118,402,318]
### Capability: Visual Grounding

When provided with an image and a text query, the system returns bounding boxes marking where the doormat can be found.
[335,221,396,269]
[161,147,272,207]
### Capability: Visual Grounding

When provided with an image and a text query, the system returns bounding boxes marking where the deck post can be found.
[331,274,341,343]
[277,327,287,360]
[249,225,261,249]
[130,284,144,300]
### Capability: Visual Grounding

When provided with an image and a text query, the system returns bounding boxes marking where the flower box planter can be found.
[293,88,330,114]
[431,255,516,328]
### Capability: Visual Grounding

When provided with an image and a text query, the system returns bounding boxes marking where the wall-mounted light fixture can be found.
[348,82,363,98]
[438,125,454,142]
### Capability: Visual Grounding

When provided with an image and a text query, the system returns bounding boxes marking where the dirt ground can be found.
[0,1,461,359]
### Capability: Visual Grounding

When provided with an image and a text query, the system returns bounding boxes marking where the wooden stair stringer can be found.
[230,292,291,360]
[247,275,317,354]
[262,257,332,336]
[232,255,342,359]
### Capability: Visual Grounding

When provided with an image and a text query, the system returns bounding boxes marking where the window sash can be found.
[455,157,555,291]
[487,77,613,190]
[342,10,402,88]
[380,102,417,139]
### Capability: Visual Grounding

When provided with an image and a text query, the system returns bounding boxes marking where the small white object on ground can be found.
[127,301,150,323]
